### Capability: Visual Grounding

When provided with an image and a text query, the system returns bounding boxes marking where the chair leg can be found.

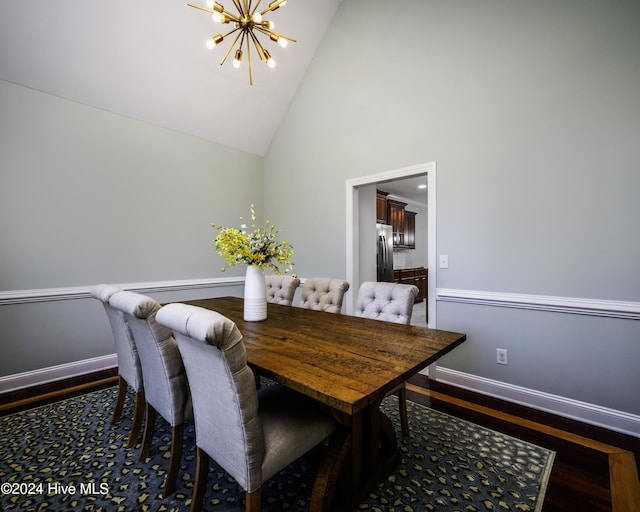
[162,423,183,498]
[397,384,409,436]
[245,488,261,512]
[190,448,209,512]
[139,403,156,461]
[111,376,127,425]
[126,390,145,448]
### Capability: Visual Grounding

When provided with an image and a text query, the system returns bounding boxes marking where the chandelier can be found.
[188,0,296,85]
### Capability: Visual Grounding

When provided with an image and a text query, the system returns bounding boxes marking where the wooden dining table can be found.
[185,296,466,510]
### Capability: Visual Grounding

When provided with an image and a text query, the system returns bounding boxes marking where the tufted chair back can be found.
[90,284,145,447]
[265,274,300,306]
[90,284,143,397]
[109,291,191,425]
[108,290,192,497]
[157,303,260,490]
[299,277,350,314]
[355,281,419,324]
[157,302,340,512]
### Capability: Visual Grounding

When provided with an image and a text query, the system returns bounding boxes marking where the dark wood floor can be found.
[0,369,119,415]
[2,370,639,512]
[407,374,640,512]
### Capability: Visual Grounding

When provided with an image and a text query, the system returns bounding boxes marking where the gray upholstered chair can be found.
[299,277,350,314]
[156,302,344,512]
[109,290,192,498]
[355,281,419,324]
[354,281,419,435]
[265,274,300,306]
[90,284,145,448]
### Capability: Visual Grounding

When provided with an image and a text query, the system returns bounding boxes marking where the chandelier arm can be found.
[221,26,241,39]
[254,26,297,43]
[253,26,274,38]
[260,0,286,16]
[218,3,241,20]
[276,33,296,43]
[249,0,264,17]
[224,12,242,22]
[187,3,239,22]
[220,30,244,65]
[231,0,244,15]
[237,30,247,58]
[187,3,214,13]
[218,3,241,21]
[248,30,266,60]
[246,35,253,85]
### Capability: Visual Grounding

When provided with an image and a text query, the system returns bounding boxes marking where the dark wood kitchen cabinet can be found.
[404,211,416,249]
[415,267,427,301]
[393,267,427,303]
[387,199,407,247]
[377,190,417,249]
[376,190,389,223]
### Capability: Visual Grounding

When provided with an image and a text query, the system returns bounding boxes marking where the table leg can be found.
[350,410,363,493]
[366,403,381,470]
[357,402,400,493]
[327,403,400,511]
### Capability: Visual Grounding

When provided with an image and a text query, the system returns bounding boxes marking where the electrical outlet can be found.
[439,255,449,269]
[496,348,508,365]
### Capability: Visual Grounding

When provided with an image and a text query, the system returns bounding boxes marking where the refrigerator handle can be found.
[381,235,387,272]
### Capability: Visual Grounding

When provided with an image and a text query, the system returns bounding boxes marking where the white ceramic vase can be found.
[244,265,267,321]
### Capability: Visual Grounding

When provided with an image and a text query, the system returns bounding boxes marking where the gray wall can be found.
[0,80,261,376]
[2,0,639,423]
[264,0,640,415]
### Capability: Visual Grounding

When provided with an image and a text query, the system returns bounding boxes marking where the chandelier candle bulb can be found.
[206,34,224,49]
[269,32,287,47]
[212,12,229,23]
[233,49,242,68]
[205,0,224,12]
[266,0,286,12]
[263,49,275,68]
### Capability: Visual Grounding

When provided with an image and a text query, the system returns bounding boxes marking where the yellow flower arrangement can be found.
[212,204,294,274]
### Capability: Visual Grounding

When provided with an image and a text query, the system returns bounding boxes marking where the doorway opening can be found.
[345,162,437,327]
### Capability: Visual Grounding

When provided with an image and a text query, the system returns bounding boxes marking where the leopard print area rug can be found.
[0,387,554,512]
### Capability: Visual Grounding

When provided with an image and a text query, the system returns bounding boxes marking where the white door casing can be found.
[345,162,437,326]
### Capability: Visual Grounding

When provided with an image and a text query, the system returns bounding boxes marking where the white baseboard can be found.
[421,366,640,438]
[0,354,117,394]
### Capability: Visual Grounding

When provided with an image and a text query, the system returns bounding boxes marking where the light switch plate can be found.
[439,255,449,269]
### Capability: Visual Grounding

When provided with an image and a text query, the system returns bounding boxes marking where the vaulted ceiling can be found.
[0,0,342,156]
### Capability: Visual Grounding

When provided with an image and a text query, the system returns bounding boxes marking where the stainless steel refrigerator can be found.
[376,223,394,282]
